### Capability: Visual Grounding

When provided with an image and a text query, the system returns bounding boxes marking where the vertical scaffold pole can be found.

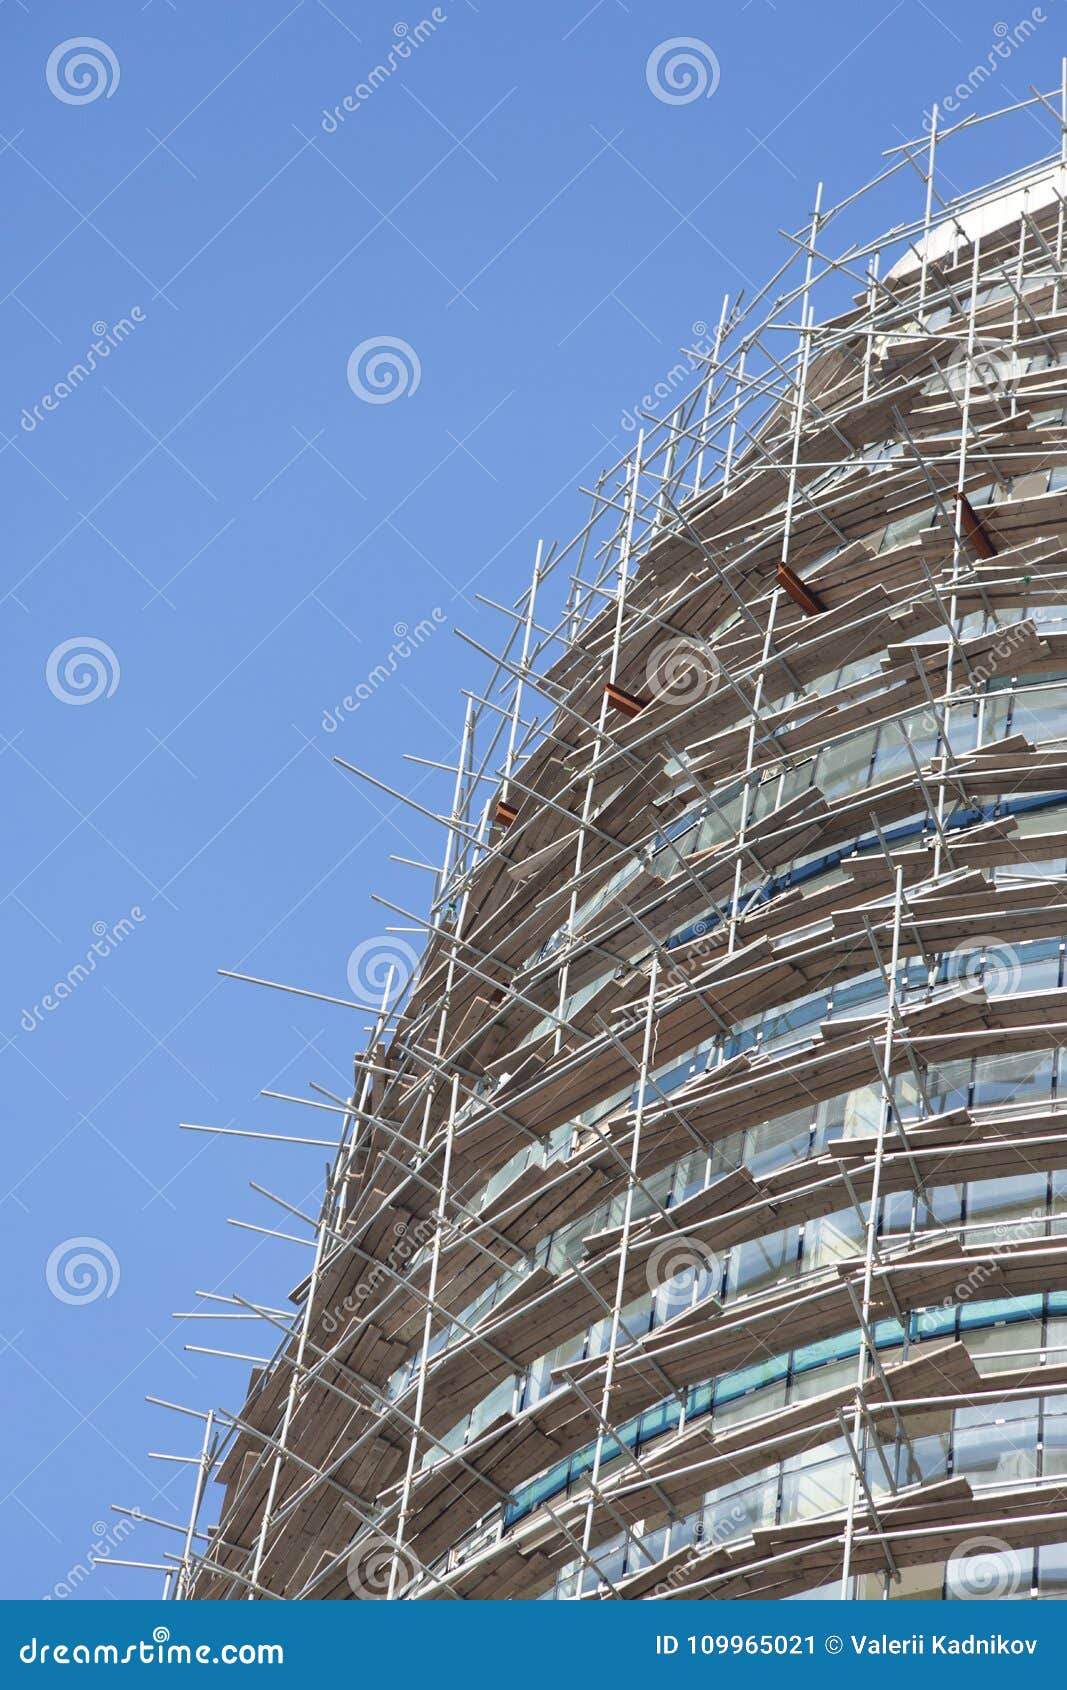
[579,953,659,1581]
[389,1072,461,1596]
[841,864,904,1598]
[919,107,938,315]
[655,407,680,530]
[554,434,643,1052]
[418,700,477,1152]
[177,1409,215,1598]
[693,293,730,498]
[501,542,543,807]
[934,231,982,881]
[862,252,879,402]
[1056,59,1067,315]
[727,186,821,955]
[723,347,746,490]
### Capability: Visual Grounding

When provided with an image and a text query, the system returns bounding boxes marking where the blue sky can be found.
[0,0,1061,1602]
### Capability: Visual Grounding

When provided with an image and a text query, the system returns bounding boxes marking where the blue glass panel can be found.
[959,1294,1043,1330]
[686,1382,712,1418]
[713,1355,788,1405]
[792,1330,859,1372]
[911,1306,956,1339]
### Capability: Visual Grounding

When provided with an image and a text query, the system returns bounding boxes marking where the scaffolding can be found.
[114,71,1067,1601]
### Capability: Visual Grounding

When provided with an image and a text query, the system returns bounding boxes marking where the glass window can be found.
[703,1474,775,1544]
[945,1543,1032,1599]
[890,1427,949,1488]
[1036,1541,1067,1597]
[973,1050,1054,1110]
[670,1151,709,1205]
[788,1356,855,1403]
[925,1057,971,1114]
[953,1396,1039,1484]
[726,1226,799,1301]
[1042,1405,1067,1477]
[780,1440,850,1522]
[979,689,1012,747]
[804,1207,864,1272]
[884,1182,961,1234]
[1013,685,1067,743]
[744,1112,810,1175]
[816,729,876,801]
[965,1318,1044,1375]
[965,1171,1047,1245]
[468,1377,517,1441]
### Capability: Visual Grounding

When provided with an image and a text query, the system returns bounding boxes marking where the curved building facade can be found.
[170,109,1067,1600]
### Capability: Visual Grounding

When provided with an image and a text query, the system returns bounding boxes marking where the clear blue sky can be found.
[0,0,1060,1601]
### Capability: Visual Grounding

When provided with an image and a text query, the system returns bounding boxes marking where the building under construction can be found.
[133,81,1067,1600]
